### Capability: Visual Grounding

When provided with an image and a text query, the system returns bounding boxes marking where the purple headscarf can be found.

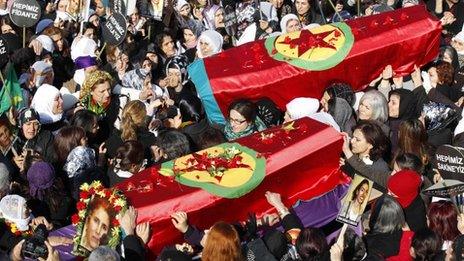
[74,55,97,70]
[202,5,222,30]
[27,161,55,200]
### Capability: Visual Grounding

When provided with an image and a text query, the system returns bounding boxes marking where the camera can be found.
[21,224,49,259]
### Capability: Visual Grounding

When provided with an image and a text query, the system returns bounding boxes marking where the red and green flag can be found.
[188,5,441,125]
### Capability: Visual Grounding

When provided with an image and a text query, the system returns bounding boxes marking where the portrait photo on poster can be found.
[76,194,116,254]
[337,174,373,226]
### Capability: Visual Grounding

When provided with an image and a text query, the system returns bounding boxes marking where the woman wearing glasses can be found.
[223,99,267,141]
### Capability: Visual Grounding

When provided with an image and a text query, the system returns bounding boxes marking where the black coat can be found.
[105,128,157,159]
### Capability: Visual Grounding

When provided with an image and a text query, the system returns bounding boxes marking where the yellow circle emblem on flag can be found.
[265,23,354,70]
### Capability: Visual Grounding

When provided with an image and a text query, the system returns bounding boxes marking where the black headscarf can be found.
[389,89,418,121]
[365,195,403,258]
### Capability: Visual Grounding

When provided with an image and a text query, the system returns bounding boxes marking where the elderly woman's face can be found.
[388,94,400,118]
[22,121,40,140]
[162,36,176,57]
[215,9,225,28]
[350,129,372,157]
[91,81,112,105]
[85,207,110,250]
[286,19,301,33]
[358,100,373,120]
[199,39,213,57]
[229,109,249,133]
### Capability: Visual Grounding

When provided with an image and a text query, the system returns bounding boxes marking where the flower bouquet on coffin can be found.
[160,143,266,198]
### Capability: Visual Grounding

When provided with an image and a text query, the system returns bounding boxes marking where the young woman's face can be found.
[356,184,369,204]
[83,28,95,40]
[357,100,373,120]
[179,4,191,17]
[295,0,310,15]
[388,94,400,118]
[85,207,110,250]
[428,67,440,85]
[161,36,176,57]
[1,24,14,34]
[286,19,301,33]
[90,119,99,134]
[52,94,64,115]
[350,129,372,157]
[199,39,213,57]
[57,0,68,11]
[0,125,11,148]
[270,0,284,8]
[91,81,112,105]
[50,33,64,52]
[183,29,196,45]
[22,121,40,140]
[229,109,249,133]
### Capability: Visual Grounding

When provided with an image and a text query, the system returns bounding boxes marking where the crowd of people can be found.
[0,0,463,259]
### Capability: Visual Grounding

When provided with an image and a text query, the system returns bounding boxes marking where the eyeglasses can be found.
[229,117,247,125]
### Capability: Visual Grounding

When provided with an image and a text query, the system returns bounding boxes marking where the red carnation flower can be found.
[15,231,21,236]
[105,190,112,198]
[71,214,80,225]
[80,191,89,199]
[76,201,86,211]
[89,188,95,194]
[114,205,122,212]
[112,219,119,227]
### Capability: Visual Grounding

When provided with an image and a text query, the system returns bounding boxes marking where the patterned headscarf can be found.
[203,5,222,30]
[165,55,190,85]
[80,70,113,116]
[63,146,96,178]
[0,195,31,231]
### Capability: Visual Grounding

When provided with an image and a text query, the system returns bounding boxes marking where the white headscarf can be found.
[286,97,319,120]
[176,0,189,12]
[196,30,223,58]
[71,37,97,86]
[31,84,63,124]
[0,195,31,231]
[36,35,55,53]
[280,14,299,34]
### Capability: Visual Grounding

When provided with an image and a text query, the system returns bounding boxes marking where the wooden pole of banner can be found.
[97,42,107,60]
[357,0,361,17]
[0,71,4,84]
[22,27,26,48]
[327,0,343,22]
[336,223,348,246]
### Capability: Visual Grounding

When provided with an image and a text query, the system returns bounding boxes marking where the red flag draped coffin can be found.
[117,118,346,255]
[188,5,441,125]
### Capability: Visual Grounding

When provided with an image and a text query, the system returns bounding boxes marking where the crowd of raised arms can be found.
[0,0,463,260]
